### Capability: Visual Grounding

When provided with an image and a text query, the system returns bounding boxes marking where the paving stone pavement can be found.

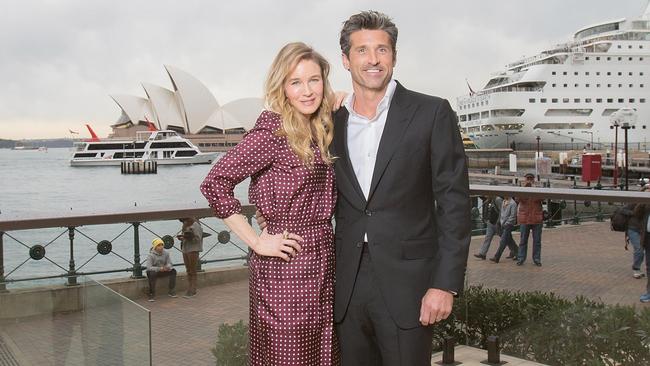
[2,221,648,365]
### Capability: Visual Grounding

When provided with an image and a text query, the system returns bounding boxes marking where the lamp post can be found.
[611,109,638,190]
[581,131,594,150]
[610,114,620,186]
[535,128,541,181]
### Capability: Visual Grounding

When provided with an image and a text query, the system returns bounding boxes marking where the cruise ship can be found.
[457,3,650,149]
[70,130,218,166]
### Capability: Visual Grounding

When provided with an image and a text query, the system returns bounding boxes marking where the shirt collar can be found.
[344,79,397,121]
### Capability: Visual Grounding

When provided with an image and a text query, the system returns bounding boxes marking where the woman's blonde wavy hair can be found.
[264,42,335,167]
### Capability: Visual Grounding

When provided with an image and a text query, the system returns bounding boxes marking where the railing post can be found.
[486,335,501,364]
[132,222,144,279]
[595,181,604,222]
[0,231,6,292]
[572,200,580,225]
[67,227,78,286]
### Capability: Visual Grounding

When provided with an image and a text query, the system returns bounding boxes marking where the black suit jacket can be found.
[331,81,471,329]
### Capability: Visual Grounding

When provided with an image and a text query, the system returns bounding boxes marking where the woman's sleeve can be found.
[200,117,278,219]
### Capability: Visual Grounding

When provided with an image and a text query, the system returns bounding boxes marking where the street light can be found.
[581,131,594,150]
[534,128,541,181]
[610,108,638,190]
[610,114,620,187]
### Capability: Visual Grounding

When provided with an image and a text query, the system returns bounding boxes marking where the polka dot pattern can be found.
[200,110,339,365]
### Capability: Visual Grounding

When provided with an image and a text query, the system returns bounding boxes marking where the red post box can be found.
[581,154,602,182]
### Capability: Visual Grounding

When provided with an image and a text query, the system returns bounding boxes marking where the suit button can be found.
[364,209,373,216]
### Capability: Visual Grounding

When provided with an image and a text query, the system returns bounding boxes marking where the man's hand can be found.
[255,209,267,230]
[419,288,453,326]
[332,91,348,111]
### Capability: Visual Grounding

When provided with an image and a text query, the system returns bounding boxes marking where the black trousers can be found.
[146,268,177,296]
[336,245,434,366]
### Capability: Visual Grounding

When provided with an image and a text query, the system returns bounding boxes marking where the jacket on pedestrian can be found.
[482,196,503,225]
[634,204,650,248]
[181,221,204,253]
[516,197,544,225]
[500,199,518,227]
[146,249,172,272]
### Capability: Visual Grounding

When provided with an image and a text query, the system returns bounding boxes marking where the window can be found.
[529,98,536,103]
[618,72,622,76]
[641,84,645,88]
[575,83,579,87]
[629,72,634,76]
[618,98,624,103]
[617,57,622,61]
[552,83,557,87]
[641,72,645,76]
[607,98,613,103]
[607,72,611,75]
[552,98,558,103]
[596,72,601,75]
[563,71,568,75]
[596,57,601,60]
[629,57,633,61]
[607,84,612,87]
[540,98,547,103]
[586,72,590,75]
[586,84,590,87]
[619,84,622,88]
[630,84,634,88]
[597,84,601,88]
[552,71,556,75]
[586,56,590,60]
[618,45,622,49]
[574,98,581,103]
[563,84,568,88]
[563,98,570,103]
[585,98,592,103]
[607,57,611,61]
[629,45,633,49]
[574,71,579,76]
[641,57,645,61]
[641,98,647,103]
[596,98,602,103]
[630,98,635,103]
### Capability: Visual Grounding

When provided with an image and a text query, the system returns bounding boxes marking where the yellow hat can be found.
[152,238,164,248]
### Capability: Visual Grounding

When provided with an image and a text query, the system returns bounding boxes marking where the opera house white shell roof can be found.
[111,65,263,134]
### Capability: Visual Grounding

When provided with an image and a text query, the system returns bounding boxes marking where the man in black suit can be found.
[332,11,471,365]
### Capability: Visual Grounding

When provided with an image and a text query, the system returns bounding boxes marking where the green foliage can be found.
[432,287,650,365]
[212,320,248,366]
[211,288,650,365]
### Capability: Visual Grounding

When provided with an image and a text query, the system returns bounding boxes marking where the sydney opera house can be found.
[109,65,263,151]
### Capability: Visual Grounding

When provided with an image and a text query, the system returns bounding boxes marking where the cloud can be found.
[0,0,646,139]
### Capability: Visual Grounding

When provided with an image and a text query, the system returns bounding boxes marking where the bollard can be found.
[0,232,6,292]
[132,222,145,278]
[486,335,501,364]
[67,227,78,286]
[441,336,455,364]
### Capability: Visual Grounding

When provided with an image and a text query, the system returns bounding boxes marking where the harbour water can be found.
[0,148,251,285]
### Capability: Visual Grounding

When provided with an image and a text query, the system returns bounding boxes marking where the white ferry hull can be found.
[70,153,218,167]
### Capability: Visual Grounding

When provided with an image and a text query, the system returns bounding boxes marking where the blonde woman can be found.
[200,42,338,365]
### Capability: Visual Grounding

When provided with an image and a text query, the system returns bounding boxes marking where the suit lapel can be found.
[367,83,417,202]
[333,108,367,205]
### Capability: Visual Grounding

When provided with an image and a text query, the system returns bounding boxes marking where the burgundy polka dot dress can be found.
[200,110,339,366]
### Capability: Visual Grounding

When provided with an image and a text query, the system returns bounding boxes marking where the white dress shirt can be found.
[344,80,397,242]
[344,79,397,200]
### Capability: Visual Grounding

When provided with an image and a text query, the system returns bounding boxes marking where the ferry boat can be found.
[457,3,650,149]
[70,130,219,166]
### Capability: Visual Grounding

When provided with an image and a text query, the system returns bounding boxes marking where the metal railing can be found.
[2,186,650,290]
[0,205,256,290]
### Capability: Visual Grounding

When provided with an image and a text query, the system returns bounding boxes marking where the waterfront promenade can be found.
[2,220,645,365]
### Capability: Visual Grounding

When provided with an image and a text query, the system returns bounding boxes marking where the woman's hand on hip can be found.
[253,228,303,261]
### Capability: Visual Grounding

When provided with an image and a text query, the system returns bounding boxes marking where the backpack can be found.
[488,203,500,225]
[610,208,629,232]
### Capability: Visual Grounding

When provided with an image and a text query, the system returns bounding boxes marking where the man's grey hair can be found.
[339,10,398,58]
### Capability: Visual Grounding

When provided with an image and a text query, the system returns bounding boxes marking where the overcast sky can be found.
[1,0,647,139]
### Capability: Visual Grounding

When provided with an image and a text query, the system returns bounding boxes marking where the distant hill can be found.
[0,139,15,149]
[0,138,74,149]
